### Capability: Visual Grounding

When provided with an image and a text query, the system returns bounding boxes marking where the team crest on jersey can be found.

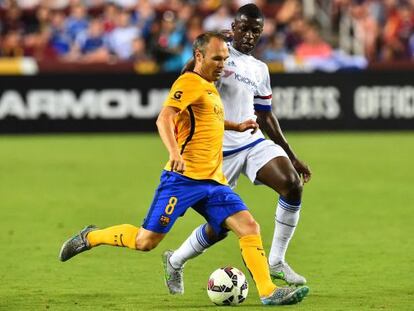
[214,103,224,121]
[159,215,170,226]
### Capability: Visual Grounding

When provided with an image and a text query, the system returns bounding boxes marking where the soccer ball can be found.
[207,266,248,306]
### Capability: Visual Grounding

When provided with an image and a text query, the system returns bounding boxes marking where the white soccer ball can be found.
[207,266,248,306]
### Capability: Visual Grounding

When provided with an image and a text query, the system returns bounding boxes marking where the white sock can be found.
[268,197,301,266]
[169,224,212,269]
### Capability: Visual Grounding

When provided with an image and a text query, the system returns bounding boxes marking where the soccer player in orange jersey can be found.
[59,32,308,305]
[165,4,311,295]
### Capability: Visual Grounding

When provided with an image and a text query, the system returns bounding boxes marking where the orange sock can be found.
[239,234,277,297]
[87,224,139,249]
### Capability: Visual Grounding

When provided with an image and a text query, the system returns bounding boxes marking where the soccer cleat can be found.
[59,225,98,262]
[162,250,184,295]
[261,285,309,305]
[269,261,307,285]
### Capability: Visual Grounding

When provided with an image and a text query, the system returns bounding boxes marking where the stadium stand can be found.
[0,0,413,74]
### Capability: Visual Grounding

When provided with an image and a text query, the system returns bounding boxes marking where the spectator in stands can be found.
[22,6,57,60]
[107,9,139,60]
[275,0,302,29]
[261,33,289,63]
[338,0,379,60]
[131,0,156,40]
[381,3,414,60]
[34,5,51,33]
[175,1,195,32]
[65,3,88,41]
[149,10,186,72]
[130,37,150,61]
[66,17,110,63]
[161,0,187,13]
[284,16,305,52]
[295,19,333,60]
[365,0,386,27]
[49,10,72,56]
[24,27,57,60]
[101,2,118,33]
[1,3,24,35]
[353,1,379,59]
[1,0,414,68]
[1,30,24,56]
[203,5,233,31]
[197,0,221,15]
[130,36,158,73]
[180,15,203,68]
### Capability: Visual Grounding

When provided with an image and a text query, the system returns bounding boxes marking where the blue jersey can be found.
[142,171,247,235]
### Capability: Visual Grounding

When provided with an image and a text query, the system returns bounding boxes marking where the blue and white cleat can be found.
[261,286,309,305]
[162,250,184,295]
[59,225,98,262]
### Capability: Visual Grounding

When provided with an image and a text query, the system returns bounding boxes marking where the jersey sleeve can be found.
[163,75,201,111]
[254,63,272,112]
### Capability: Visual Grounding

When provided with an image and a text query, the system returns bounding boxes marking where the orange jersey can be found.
[163,72,227,185]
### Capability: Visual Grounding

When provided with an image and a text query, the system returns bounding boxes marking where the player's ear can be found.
[195,49,203,63]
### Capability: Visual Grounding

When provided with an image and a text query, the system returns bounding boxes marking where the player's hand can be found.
[169,153,186,173]
[237,119,259,134]
[291,158,312,183]
[220,29,234,42]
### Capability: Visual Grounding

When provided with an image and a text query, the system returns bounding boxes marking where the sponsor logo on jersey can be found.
[234,73,258,89]
[172,90,183,101]
[227,60,237,67]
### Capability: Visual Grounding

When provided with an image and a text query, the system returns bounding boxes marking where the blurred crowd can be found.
[0,0,413,72]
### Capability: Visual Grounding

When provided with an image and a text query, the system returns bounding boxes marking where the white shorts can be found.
[223,140,288,189]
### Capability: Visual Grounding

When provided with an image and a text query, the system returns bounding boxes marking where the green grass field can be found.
[1,132,413,311]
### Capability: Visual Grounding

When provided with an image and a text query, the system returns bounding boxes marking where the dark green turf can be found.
[0,133,413,310]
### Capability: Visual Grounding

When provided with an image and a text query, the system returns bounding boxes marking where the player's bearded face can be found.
[232,15,263,54]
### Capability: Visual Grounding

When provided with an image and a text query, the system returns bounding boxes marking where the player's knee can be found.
[243,218,260,236]
[280,174,302,199]
[205,224,228,243]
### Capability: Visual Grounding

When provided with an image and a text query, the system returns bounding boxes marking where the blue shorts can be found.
[142,170,248,235]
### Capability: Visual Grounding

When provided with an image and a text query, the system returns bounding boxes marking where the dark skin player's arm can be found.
[255,110,312,183]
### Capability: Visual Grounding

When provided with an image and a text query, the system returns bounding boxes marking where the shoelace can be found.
[169,267,183,282]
